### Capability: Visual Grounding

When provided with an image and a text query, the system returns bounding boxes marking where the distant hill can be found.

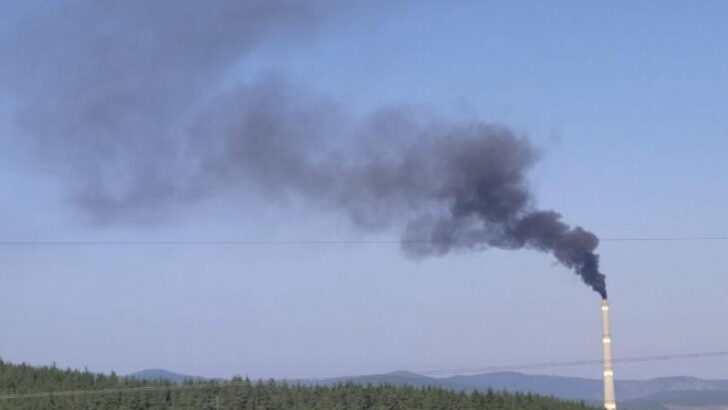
[127,367,728,409]
[444,372,602,401]
[308,371,728,409]
[311,370,438,389]
[128,368,205,384]
[620,390,728,410]
[1,361,597,410]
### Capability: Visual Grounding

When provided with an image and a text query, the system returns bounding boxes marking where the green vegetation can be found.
[0,359,598,409]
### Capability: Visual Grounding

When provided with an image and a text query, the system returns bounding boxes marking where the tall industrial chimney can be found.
[601,299,616,409]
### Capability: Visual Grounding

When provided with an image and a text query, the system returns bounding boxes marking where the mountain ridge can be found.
[129,368,206,384]
[129,368,728,409]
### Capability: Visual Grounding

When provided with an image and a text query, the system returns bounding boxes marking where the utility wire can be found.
[1,350,726,401]
[418,350,728,375]
[1,237,727,246]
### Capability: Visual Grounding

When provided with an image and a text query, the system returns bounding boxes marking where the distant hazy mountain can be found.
[131,368,728,409]
[312,371,437,388]
[310,371,728,409]
[129,369,205,384]
[446,373,728,402]
[620,390,728,410]
[444,372,601,401]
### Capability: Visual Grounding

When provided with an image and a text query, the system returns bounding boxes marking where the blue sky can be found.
[1,1,727,380]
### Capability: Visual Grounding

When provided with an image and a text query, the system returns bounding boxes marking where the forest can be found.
[0,359,598,409]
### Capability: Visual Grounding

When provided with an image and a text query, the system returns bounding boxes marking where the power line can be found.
[0,382,226,401]
[418,350,728,376]
[602,236,728,242]
[1,350,726,401]
[0,237,727,246]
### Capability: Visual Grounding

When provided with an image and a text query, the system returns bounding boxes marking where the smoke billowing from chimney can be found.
[1,0,606,296]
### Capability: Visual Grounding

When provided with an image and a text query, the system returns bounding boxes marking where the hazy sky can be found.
[1,1,727,381]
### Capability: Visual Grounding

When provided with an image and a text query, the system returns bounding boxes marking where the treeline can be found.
[0,359,598,410]
[0,359,173,393]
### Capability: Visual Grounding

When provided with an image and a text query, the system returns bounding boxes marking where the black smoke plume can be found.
[1,0,607,297]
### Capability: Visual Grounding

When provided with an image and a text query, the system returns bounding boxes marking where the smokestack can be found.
[601,299,616,410]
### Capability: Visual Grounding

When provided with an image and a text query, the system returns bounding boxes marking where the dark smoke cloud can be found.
[2,0,322,223]
[1,0,606,297]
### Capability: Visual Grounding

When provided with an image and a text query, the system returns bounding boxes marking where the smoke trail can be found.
[1,0,607,296]
[1,0,322,223]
